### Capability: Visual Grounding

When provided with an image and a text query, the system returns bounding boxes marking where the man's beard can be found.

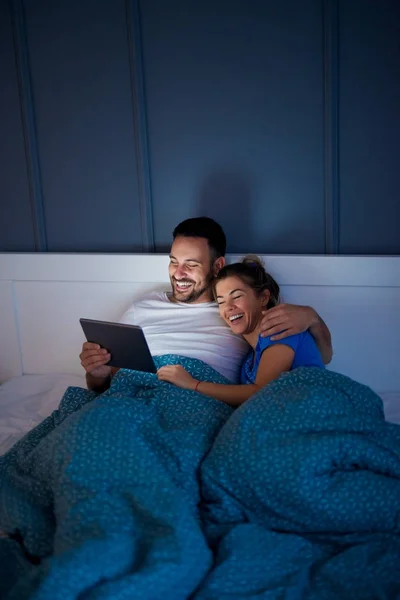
[170,271,214,304]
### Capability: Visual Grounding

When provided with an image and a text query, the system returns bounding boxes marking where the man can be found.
[80,217,332,392]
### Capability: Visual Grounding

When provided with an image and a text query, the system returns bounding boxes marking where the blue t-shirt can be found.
[240,331,325,384]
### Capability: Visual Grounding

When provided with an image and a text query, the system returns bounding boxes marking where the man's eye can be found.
[232,295,242,300]
[217,301,225,306]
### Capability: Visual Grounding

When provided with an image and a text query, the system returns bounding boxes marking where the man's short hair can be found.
[173,217,226,259]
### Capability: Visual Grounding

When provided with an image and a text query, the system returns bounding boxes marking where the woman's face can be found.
[215,276,269,336]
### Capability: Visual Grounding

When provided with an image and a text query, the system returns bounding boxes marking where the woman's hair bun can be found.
[241,254,265,269]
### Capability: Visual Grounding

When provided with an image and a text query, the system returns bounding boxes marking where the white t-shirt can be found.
[120,291,249,383]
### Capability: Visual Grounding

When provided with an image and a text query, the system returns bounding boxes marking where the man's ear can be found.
[213,257,225,276]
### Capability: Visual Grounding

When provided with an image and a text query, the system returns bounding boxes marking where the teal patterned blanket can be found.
[0,356,232,599]
[197,367,400,599]
[1,360,400,599]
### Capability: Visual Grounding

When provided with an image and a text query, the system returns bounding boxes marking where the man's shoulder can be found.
[133,289,169,307]
[121,290,168,316]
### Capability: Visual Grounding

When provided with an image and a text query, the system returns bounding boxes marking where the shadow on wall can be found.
[194,171,315,255]
[195,170,254,253]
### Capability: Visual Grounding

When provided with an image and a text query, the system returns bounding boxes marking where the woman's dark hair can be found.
[213,255,280,309]
[173,217,226,260]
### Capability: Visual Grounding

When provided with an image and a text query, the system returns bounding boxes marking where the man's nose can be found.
[174,265,187,279]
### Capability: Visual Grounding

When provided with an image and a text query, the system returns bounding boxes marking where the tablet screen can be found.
[80,318,157,373]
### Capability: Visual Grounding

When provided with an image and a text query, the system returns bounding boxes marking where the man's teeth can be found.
[176,281,192,288]
[229,314,244,322]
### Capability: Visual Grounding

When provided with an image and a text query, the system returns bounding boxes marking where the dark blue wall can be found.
[1,0,399,255]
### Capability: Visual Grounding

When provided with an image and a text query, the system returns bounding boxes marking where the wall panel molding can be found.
[10,0,47,252]
[323,0,340,254]
[125,0,154,252]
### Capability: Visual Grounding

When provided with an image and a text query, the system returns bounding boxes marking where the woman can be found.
[157,256,325,406]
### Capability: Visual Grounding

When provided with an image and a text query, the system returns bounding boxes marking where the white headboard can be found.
[1,253,399,394]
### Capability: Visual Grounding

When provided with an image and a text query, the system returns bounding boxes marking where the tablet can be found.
[80,318,157,373]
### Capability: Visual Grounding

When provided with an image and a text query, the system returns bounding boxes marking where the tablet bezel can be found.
[80,318,157,374]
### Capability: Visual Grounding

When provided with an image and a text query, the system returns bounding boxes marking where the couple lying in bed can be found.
[4,219,400,600]
[80,216,331,400]
[157,254,325,405]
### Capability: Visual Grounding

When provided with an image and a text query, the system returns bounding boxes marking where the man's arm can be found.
[306,311,333,364]
[259,304,333,365]
[80,342,120,392]
[85,367,119,393]
[80,300,135,390]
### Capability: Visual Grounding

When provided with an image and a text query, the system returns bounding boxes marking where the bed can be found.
[1,252,400,598]
[1,252,399,448]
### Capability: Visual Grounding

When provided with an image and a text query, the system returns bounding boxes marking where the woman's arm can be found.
[157,345,294,407]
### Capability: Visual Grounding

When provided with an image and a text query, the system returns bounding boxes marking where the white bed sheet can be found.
[0,373,86,455]
[380,392,400,426]
[0,374,399,458]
